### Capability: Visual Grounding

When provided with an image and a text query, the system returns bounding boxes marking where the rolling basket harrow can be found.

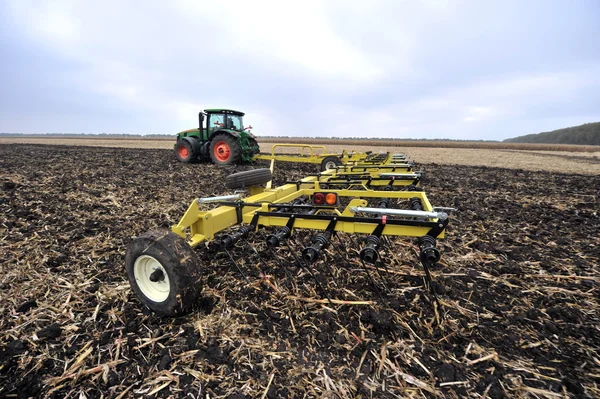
[125,150,453,320]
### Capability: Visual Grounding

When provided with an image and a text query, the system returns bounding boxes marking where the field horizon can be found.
[1,137,599,175]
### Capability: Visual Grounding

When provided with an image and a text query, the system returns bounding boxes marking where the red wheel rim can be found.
[178,145,189,158]
[214,141,230,162]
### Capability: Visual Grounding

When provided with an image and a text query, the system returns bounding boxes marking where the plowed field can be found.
[1,144,599,398]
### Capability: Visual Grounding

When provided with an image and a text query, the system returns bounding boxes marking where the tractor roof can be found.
[204,108,245,116]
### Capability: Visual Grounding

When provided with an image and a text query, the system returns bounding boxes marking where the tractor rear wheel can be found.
[249,137,260,156]
[225,168,272,189]
[174,140,194,163]
[320,156,342,172]
[125,230,202,316]
[210,134,241,165]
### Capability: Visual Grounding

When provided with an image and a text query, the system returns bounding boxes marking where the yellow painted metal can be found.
[172,176,444,247]
[342,199,368,216]
[269,144,327,157]
[304,176,419,188]
[252,143,374,165]
[172,176,319,245]
[241,214,435,237]
[266,159,274,189]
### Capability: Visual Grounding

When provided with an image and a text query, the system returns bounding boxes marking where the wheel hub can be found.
[178,145,189,158]
[149,268,165,282]
[214,141,231,162]
[133,255,170,302]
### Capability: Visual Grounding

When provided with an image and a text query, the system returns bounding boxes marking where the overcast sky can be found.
[1,0,599,140]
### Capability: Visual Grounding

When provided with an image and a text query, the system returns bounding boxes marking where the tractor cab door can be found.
[207,113,225,138]
[199,113,209,142]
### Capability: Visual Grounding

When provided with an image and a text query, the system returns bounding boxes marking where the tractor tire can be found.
[125,230,202,317]
[174,140,195,163]
[225,168,272,189]
[210,134,241,165]
[249,137,260,156]
[320,156,343,172]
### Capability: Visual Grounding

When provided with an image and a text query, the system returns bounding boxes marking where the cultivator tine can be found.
[419,236,445,324]
[317,252,339,288]
[359,258,386,302]
[373,240,395,286]
[305,229,345,291]
[223,247,249,283]
[373,259,392,293]
[421,259,443,325]
[342,233,386,300]
[330,233,353,266]
[264,227,299,288]
[241,238,269,279]
[286,239,333,306]
[269,247,297,287]
[329,232,384,301]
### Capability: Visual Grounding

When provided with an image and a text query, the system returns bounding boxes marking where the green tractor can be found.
[174,109,260,165]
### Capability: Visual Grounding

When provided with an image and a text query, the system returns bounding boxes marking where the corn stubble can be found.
[1,144,599,398]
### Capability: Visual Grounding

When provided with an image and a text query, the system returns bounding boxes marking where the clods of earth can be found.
[1,144,599,398]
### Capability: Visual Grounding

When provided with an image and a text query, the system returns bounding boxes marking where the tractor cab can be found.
[174,108,259,165]
[200,109,245,141]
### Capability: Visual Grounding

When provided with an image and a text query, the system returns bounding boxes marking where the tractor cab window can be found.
[210,114,225,128]
[209,113,244,131]
[225,115,243,130]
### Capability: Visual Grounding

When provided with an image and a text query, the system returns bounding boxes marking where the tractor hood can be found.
[178,128,199,135]
[176,128,200,139]
[219,128,256,139]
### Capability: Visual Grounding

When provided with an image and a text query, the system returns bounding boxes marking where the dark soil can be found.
[1,144,599,398]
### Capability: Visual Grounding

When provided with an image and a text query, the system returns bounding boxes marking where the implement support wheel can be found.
[320,156,343,172]
[210,134,241,165]
[225,168,272,189]
[125,231,202,316]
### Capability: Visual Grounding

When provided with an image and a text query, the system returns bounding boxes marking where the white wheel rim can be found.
[133,255,170,302]
[325,161,337,170]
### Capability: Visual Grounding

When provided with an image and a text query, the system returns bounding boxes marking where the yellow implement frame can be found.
[252,143,400,166]
[127,149,449,317]
[172,172,443,248]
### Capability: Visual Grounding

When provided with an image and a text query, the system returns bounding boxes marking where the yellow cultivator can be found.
[125,149,452,317]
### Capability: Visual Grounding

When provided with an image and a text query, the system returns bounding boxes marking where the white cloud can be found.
[463,106,494,122]
[176,0,383,81]
[2,0,599,138]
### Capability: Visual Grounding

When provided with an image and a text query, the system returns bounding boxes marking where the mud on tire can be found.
[210,134,242,165]
[125,230,202,316]
[174,140,195,163]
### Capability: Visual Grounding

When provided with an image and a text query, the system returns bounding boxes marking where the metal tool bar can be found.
[197,194,242,204]
[379,173,421,178]
[349,206,448,220]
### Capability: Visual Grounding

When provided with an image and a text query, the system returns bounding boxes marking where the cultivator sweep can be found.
[125,151,452,318]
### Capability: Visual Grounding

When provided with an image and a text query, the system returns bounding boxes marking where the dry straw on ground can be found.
[0,144,599,398]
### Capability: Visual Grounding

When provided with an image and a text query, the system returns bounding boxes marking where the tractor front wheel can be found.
[125,231,202,316]
[210,134,241,165]
[174,140,194,163]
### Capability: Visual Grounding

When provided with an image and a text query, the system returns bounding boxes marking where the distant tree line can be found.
[0,132,498,142]
[0,133,172,139]
[504,122,600,145]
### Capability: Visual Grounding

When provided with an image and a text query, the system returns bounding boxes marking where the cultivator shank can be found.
[126,150,452,316]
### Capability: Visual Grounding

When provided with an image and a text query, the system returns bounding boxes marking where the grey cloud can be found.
[0,0,598,138]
